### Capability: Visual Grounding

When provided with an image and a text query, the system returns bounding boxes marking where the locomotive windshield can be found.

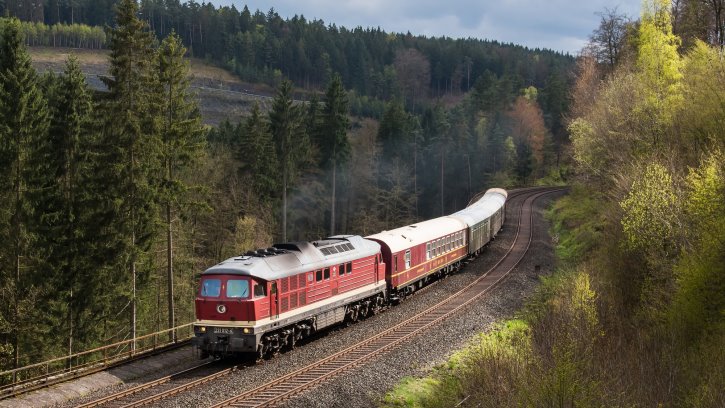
[227,279,250,298]
[201,278,221,297]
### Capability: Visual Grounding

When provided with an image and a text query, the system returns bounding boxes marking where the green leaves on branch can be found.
[635,0,683,134]
[620,162,679,254]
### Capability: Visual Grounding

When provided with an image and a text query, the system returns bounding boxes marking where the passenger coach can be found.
[367,217,469,301]
[449,188,507,256]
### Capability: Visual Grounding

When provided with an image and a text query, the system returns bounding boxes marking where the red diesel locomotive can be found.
[193,188,507,358]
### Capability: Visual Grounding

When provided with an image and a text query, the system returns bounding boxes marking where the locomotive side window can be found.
[339,264,345,276]
[394,255,398,272]
[227,279,250,298]
[316,270,322,282]
[426,243,431,260]
[324,268,330,280]
[201,278,221,297]
[346,262,352,274]
[405,250,411,269]
[254,283,266,297]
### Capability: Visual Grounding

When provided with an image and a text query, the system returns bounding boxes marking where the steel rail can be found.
[76,360,231,408]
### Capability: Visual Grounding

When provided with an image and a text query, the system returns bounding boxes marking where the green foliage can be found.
[544,185,605,266]
[680,41,725,153]
[670,152,725,340]
[620,162,679,253]
[96,0,164,343]
[238,103,279,203]
[269,79,309,241]
[0,16,50,366]
[635,0,683,137]
[319,73,350,168]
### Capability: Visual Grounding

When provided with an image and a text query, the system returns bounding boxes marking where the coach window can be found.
[201,278,221,297]
[405,250,411,269]
[226,279,250,298]
[254,282,266,298]
[324,268,330,280]
[316,269,323,282]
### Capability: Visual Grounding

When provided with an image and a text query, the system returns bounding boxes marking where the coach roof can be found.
[449,188,507,227]
[202,235,380,280]
[366,216,467,254]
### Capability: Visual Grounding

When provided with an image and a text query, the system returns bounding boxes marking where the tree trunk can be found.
[167,202,175,342]
[330,157,336,236]
[440,150,445,216]
[414,136,418,217]
[67,289,73,370]
[282,167,288,242]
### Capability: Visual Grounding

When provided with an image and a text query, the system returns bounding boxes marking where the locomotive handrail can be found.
[0,322,195,396]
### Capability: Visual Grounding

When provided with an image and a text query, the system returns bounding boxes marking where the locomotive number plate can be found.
[213,327,233,334]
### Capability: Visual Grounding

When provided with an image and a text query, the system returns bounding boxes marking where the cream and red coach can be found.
[367,217,469,301]
[193,235,385,358]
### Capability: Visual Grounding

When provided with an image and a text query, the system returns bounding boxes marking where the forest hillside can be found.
[0,0,573,375]
[383,0,725,406]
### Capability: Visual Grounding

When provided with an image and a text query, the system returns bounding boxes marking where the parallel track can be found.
[0,339,192,401]
[208,187,563,408]
[77,360,238,408]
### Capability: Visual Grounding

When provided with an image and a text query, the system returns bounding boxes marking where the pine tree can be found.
[98,0,161,351]
[0,17,49,371]
[156,31,205,341]
[319,74,350,235]
[268,80,307,242]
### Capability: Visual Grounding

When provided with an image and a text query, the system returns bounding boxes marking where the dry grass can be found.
[28,46,242,84]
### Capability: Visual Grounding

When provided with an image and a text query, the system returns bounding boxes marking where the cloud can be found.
[212,0,640,53]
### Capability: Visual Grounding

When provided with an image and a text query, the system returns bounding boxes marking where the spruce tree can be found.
[98,0,160,351]
[156,31,205,341]
[0,17,49,371]
[37,55,97,359]
[268,80,307,242]
[238,102,278,204]
[319,74,350,235]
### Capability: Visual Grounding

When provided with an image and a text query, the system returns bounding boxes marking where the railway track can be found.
[76,360,239,408]
[206,187,563,408]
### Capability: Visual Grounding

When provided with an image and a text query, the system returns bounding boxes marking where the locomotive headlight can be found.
[200,326,206,333]
[216,304,227,314]
[243,327,251,334]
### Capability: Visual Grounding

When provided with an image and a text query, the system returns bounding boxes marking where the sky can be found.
[209,0,642,55]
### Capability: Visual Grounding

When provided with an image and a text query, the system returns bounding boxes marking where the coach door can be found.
[270,282,279,320]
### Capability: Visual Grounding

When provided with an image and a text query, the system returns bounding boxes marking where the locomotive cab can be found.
[193,274,270,357]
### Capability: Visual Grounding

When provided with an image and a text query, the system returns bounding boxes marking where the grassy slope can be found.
[28,46,274,125]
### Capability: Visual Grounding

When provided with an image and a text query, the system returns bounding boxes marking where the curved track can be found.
[72,186,562,408]
[208,187,563,408]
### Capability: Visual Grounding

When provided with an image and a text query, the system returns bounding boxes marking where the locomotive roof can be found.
[366,216,468,254]
[448,188,507,227]
[203,235,380,281]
